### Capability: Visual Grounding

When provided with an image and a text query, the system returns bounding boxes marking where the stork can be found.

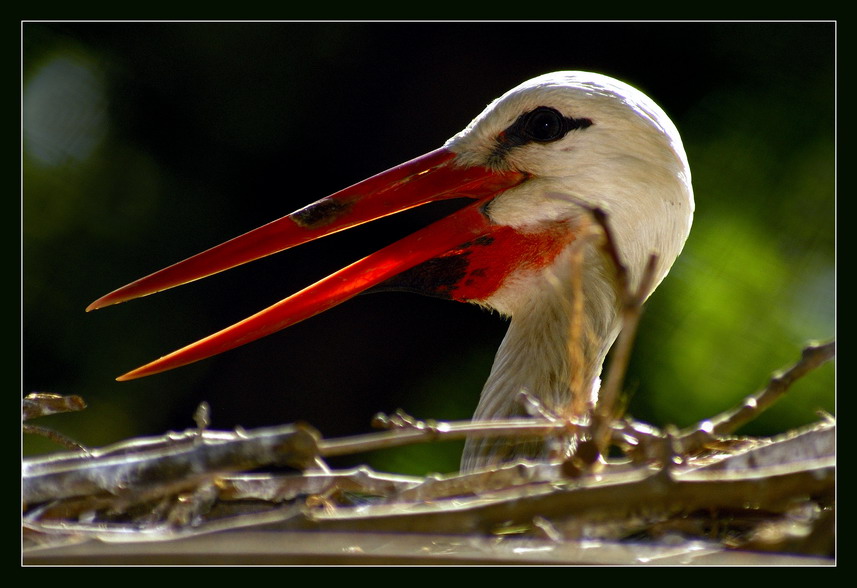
[87,72,694,471]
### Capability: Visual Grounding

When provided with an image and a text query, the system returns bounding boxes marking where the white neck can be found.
[461,246,621,470]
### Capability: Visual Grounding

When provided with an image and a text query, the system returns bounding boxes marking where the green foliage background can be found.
[23,22,834,475]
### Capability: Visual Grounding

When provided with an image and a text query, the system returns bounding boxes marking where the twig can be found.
[216,467,424,503]
[23,393,89,452]
[23,393,87,421]
[21,425,89,453]
[588,207,631,300]
[593,253,658,447]
[23,424,320,506]
[562,229,598,417]
[679,341,836,447]
[322,414,568,458]
[560,203,660,463]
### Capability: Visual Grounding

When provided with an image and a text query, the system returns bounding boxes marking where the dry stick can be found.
[22,393,89,452]
[21,424,90,453]
[320,418,568,459]
[612,340,836,462]
[555,223,611,420]
[594,258,658,426]
[22,393,87,421]
[577,207,660,461]
[679,340,836,445]
[565,236,588,418]
[541,197,660,462]
[23,424,320,506]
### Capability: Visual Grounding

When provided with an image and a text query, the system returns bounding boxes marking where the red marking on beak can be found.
[87,148,526,380]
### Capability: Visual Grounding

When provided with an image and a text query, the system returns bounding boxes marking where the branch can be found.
[23,424,320,507]
[23,393,89,452]
[23,393,87,421]
[678,340,836,447]
[321,411,569,458]
[556,201,661,466]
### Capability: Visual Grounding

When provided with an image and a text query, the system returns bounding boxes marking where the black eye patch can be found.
[494,106,592,156]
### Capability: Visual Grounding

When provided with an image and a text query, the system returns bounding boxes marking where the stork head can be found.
[446,71,694,314]
[88,71,693,381]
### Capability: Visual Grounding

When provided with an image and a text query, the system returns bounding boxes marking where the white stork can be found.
[88,71,694,471]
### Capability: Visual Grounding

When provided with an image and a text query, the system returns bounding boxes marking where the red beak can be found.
[88,148,526,381]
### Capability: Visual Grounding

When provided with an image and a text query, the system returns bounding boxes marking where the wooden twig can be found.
[678,340,836,449]
[556,202,660,464]
[23,393,89,452]
[323,413,568,458]
[23,393,87,421]
[592,252,659,455]
[216,467,424,503]
[21,425,89,453]
[23,424,320,506]
[552,224,607,419]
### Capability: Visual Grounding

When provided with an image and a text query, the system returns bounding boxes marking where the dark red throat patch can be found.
[379,221,575,303]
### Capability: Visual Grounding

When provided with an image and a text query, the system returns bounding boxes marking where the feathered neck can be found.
[461,245,622,471]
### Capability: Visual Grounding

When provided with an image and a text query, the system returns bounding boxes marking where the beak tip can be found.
[86,295,114,312]
[117,360,170,381]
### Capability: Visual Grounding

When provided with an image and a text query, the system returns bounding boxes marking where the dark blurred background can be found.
[22,22,835,474]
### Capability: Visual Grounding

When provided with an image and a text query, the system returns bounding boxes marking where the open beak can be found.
[87,147,526,381]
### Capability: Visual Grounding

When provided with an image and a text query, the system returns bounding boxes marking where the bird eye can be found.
[494,107,591,158]
[523,107,566,143]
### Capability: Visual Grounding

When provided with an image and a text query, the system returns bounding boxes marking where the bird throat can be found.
[460,243,622,470]
[375,221,574,304]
